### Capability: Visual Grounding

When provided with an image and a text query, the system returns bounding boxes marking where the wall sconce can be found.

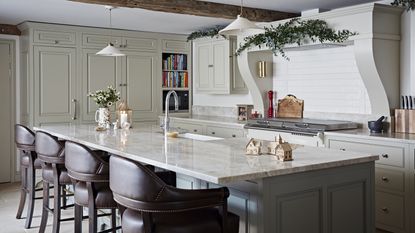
[257,61,266,78]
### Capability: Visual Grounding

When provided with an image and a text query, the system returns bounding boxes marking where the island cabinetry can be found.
[193,37,247,94]
[326,135,411,233]
[168,117,246,138]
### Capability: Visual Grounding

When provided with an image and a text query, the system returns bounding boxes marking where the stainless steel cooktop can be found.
[244,118,358,135]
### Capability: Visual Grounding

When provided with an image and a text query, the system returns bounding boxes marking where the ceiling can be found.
[0,0,379,35]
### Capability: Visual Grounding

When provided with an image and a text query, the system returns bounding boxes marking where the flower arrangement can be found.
[87,86,121,108]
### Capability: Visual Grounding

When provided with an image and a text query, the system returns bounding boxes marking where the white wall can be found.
[192,92,253,107]
[273,46,371,114]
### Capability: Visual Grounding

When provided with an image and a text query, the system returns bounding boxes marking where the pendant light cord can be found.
[240,0,243,16]
[109,7,113,45]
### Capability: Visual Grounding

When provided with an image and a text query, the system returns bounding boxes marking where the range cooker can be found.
[244,118,358,147]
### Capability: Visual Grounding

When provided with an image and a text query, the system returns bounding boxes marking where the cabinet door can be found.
[121,51,159,120]
[81,49,121,122]
[33,46,77,125]
[212,40,230,94]
[194,41,211,90]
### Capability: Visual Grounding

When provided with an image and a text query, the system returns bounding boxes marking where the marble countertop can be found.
[325,129,415,144]
[161,115,246,128]
[34,124,378,184]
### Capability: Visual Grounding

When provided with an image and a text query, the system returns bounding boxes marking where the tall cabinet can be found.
[19,22,190,126]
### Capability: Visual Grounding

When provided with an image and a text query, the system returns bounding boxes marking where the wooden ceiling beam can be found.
[0,24,21,36]
[70,0,299,22]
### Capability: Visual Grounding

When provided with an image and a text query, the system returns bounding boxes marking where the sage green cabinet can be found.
[81,49,159,122]
[193,38,247,94]
[33,46,77,125]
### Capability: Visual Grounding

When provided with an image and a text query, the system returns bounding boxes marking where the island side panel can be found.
[262,162,375,233]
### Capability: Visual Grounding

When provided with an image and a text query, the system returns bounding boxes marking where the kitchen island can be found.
[35,124,378,233]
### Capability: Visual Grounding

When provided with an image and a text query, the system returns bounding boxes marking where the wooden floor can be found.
[0,182,391,233]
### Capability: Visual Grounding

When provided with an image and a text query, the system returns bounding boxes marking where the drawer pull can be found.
[193,129,198,132]
[232,134,236,138]
[54,40,59,44]
[381,154,389,158]
[339,148,346,151]
[381,176,389,182]
[211,132,215,135]
[381,207,389,213]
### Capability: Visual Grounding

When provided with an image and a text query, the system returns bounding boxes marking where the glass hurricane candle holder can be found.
[116,109,133,129]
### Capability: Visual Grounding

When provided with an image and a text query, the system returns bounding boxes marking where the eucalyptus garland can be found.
[391,0,415,11]
[187,25,226,41]
[236,18,357,59]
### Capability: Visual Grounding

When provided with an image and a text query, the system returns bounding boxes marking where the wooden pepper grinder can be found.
[268,91,274,118]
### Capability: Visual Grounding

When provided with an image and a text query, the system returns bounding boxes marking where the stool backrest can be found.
[35,131,65,164]
[65,141,109,182]
[15,124,35,151]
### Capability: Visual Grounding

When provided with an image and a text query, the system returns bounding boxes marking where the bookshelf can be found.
[161,51,191,113]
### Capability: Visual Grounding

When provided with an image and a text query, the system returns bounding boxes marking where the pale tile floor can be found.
[0,182,88,233]
[0,182,392,233]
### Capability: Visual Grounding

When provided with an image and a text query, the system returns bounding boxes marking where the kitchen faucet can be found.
[163,90,179,135]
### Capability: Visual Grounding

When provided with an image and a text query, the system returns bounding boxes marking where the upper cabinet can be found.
[193,37,247,94]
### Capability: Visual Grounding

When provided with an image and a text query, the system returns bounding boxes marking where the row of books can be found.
[163,54,187,71]
[162,71,188,88]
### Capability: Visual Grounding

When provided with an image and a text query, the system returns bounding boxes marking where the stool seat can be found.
[20,155,43,169]
[42,164,72,184]
[74,182,117,209]
[122,208,240,233]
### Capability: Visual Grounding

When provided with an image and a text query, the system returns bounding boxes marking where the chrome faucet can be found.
[163,90,179,134]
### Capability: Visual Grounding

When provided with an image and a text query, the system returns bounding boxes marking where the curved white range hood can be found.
[237,3,403,117]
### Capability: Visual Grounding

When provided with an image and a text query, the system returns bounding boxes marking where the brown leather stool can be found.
[36,131,73,233]
[65,141,119,233]
[109,155,240,233]
[15,124,44,228]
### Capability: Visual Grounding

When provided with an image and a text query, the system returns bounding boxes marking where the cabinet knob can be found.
[381,154,389,158]
[232,134,236,138]
[193,129,198,132]
[211,132,215,135]
[54,40,59,44]
[381,207,389,213]
[339,148,346,151]
[381,176,389,182]
[208,64,214,68]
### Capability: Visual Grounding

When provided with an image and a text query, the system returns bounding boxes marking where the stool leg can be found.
[74,204,83,233]
[61,186,67,209]
[39,181,49,233]
[24,164,36,228]
[111,209,116,233]
[52,180,61,233]
[16,166,27,219]
[87,183,97,233]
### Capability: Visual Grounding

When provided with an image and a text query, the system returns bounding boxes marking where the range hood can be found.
[283,40,354,51]
[237,3,403,117]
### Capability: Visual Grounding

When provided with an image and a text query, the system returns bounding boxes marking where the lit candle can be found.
[120,111,128,128]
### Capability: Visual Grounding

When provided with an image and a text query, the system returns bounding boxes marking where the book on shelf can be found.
[162,54,187,71]
[162,71,188,88]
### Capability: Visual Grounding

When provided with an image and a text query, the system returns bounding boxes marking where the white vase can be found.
[95,107,110,128]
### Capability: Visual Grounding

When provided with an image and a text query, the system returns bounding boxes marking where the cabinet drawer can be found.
[173,122,205,134]
[162,40,190,51]
[375,192,405,230]
[206,126,244,138]
[375,168,405,192]
[33,30,76,45]
[329,140,405,168]
[82,34,122,48]
[123,37,157,50]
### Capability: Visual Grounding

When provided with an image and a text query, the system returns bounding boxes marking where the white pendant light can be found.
[96,6,125,57]
[219,0,265,36]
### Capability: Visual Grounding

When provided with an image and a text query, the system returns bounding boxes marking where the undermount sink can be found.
[179,133,223,141]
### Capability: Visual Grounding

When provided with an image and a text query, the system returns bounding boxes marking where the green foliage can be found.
[187,26,226,41]
[87,86,121,108]
[236,18,357,59]
[391,0,415,11]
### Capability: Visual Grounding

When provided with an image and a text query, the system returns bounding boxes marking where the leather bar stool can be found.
[15,124,44,228]
[64,141,119,233]
[36,131,73,233]
[109,155,240,233]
